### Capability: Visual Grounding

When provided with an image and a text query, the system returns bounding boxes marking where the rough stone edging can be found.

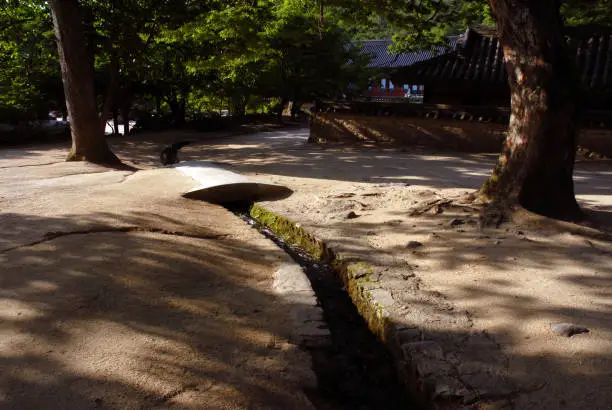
[249,204,478,410]
[273,262,332,349]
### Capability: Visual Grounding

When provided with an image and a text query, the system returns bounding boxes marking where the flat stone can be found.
[551,323,590,337]
[412,357,452,378]
[291,305,325,324]
[273,263,313,293]
[176,161,293,203]
[369,288,395,307]
[432,377,471,401]
[298,321,332,348]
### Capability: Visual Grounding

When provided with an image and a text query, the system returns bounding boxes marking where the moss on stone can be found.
[249,204,331,261]
[249,204,392,345]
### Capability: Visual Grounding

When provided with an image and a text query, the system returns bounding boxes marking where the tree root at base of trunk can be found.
[409,191,609,238]
[66,150,137,171]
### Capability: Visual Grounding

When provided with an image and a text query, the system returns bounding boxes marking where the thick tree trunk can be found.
[230,96,247,119]
[50,0,120,164]
[168,99,186,125]
[112,107,120,136]
[481,0,583,220]
[122,99,131,135]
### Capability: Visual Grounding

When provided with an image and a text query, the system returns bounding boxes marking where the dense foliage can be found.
[0,1,61,123]
[1,0,371,126]
[2,0,609,126]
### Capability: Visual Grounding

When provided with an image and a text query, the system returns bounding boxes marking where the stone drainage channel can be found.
[230,205,416,410]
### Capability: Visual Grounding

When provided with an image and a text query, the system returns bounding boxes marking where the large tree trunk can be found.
[230,96,247,119]
[113,107,120,136]
[168,99,186,125]
[122,98,132,135]
[481,0,583,221]
[50,0,120,165]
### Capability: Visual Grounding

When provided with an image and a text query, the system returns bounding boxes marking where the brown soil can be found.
[0,139,317,409]
[186,127,612,410]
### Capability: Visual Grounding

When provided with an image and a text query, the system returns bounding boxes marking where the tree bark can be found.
[317,0,325,39]
[122,98,131,135]
[481,0,583,221]
[50,0,120,165]
[230,96,247,119]
[168,99,186,125]
[112,107,120,136]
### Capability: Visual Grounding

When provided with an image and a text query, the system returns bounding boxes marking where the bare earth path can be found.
[2,128,611,409]
[174,127,612,410]
[0,134,318,409]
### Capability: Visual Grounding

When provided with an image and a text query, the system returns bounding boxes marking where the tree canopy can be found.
[1,0,373,126]
[4,0,611,218]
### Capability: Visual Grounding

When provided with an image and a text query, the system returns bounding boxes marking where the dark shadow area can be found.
[1,126,611,409]
[237,212,415,410]
[160,128,612,201]
[1,127,609,201]
[0,211,321,409]
[277,200,612,408]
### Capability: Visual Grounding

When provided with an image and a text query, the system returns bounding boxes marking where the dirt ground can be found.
[2,128,612,409]
[0,135,318,409]
[172,127,612,409]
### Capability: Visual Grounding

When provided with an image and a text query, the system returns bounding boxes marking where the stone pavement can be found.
[0,144,320,409]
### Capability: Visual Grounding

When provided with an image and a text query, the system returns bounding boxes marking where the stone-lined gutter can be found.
[249,204,482,410]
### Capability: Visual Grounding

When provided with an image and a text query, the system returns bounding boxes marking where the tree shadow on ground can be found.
[1,127,609,200]
[2,126,611,409]
[284,199,612,408]
[0,211,316,410]
[161,128,611,200]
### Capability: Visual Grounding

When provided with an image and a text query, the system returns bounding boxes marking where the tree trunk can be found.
[168,99,186,125]
[481,0,583,221]
[113,107,120,136]
[230,96,246,119]
[317,0,325,39]
[122,99,131,135]
[50,0,120,164]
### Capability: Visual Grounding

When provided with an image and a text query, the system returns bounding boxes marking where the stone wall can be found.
[310,113,612,157]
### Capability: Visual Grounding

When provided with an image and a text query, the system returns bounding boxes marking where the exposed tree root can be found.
[66,149,137,171]
[408,198,453,216]
[478,201,513,229]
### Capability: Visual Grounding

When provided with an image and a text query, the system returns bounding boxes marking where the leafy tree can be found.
[0,1,62,123]
[261,3,371,108]
[49,0,120,164]
[563,0,612,26]
[4,0,372,161]
[329,0,603,221]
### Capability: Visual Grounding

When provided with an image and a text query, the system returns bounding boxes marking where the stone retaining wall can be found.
[310,113,612,156]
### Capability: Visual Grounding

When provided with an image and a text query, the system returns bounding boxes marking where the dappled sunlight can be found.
[0,212,309,408]
[1,126,611,407]
[0,147,319,408]
[122,128,607,208]
[257,148,612,408]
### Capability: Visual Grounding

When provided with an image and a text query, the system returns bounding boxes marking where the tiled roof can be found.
[405,25,612,90]
[354,36,462,69]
